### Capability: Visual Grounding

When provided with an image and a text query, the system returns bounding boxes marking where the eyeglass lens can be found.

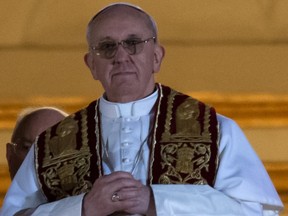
[93,37,155,59]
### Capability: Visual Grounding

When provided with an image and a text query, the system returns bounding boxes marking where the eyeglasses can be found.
[90,36,156,59]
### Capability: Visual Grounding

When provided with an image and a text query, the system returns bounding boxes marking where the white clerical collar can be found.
[99,90,158,118]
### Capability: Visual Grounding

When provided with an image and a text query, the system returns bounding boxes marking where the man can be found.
[6,107,68,179]
[1,3,284,216]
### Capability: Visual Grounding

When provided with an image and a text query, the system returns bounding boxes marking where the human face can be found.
[6,140,32,179]
[6,110,66,179]
[85,7,164,103]
[6,120,36,179]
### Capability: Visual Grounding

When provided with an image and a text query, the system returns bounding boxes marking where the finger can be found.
[112,198,141,212]
[107,180,141,201]
[102,171,134,183]
[116,187,142,201]
[104,175,142,193]
[91,172,138,191]
[122,186,152,214]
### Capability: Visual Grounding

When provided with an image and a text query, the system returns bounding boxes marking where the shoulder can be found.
[216,113,245,134]
[216,113,251,152]
[36,99,99,141]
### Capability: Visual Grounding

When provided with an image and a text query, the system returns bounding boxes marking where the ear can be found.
[153,45,165,73]
[84,53,99,80]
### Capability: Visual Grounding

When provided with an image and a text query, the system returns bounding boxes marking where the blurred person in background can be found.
[6,107,68,179]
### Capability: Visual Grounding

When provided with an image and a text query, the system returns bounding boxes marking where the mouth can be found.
[112,71,136,77]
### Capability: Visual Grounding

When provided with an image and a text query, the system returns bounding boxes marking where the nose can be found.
[113,43,131,63]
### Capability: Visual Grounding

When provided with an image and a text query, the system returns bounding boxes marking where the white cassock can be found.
[0,90,284,216]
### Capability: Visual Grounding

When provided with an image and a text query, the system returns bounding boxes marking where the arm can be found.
[215,115,283,214]
[2,148,147,216]
[150,115,283,216]
[1,146,85,216]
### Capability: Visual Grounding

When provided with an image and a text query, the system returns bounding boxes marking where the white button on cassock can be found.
[122,158,132,163]
[121,142,131,147]
[122,127,133,133]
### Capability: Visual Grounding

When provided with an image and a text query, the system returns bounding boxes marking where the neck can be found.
[100,88,158,118]
[105,85,157,103]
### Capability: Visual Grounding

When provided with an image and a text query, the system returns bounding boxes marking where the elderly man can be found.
[6,107,68,179]
[1,3,283,216]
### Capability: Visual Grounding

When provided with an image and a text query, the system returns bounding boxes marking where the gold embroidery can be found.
[159,142,210,184]
[41,111,92,199]
[94,100,103,176]
[149,84,164,183]
[155,87,215,184]
[161,89,176,141]
[44,155,92,199]
[175,144,194,173]
[161,95,212,142]
[175,99,201,136]
[36,84,218,199]
[48,117,78,158]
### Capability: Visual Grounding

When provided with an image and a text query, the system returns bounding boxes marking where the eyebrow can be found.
[98,34,143,42]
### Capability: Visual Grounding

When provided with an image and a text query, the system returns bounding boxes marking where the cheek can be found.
[137,53,155,72]
[90,58,111,80]
[97,71,111,85]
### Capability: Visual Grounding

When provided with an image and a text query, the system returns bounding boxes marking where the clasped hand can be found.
[82,171,153,216]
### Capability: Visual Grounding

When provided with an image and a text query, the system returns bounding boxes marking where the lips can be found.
[112,71,135,77]
[111,65,137,78]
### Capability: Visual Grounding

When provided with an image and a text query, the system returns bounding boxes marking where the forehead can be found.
[89,6,152,39]
[12,116,39,142]
[12,110,64,142]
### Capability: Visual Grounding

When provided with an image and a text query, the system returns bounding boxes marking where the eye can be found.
[98,41,117,50]
[124,38,142,46]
